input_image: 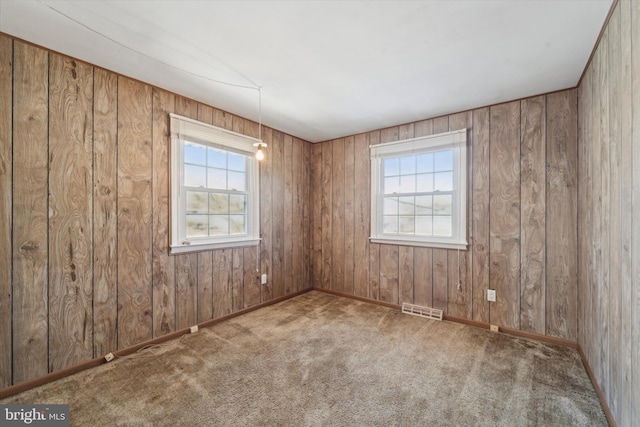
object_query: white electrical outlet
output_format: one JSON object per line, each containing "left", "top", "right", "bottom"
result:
{"left": 487, "top": 289, "right": 496, "bottom": 302}
{"left": 490, "top": 325, "right": 499, "bottom": 332}
{"left": 190, "top": 325, "right": 198, "bottom": 333}
{"left": 261, "top": 274, "right": 267, "bottom": 285}
{"left": 104, "top": 352, "right": 115, "bottom": 362}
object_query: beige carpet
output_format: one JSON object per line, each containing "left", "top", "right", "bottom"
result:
{"left": 1, "top": 291, "right": 607, "bottom": 426}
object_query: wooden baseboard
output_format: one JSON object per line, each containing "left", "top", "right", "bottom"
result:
{"left": 577, "top": 345, "right": 617, "bottom": 427}
{"left": 0, "top": 288, "right": 312, "bottom": 400}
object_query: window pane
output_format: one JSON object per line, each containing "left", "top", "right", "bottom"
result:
{"left": 186, "top": 191, "right": 208, "bottom": 214}
{"left": 185, "top": 164, "right": 206, "bottom": 187}
{"left": 433, "top": 194, "right": 452, "bottom": 215}
{"left": 185, "top": 142, "right": 206, "bottom": 166}
{"left": 229, "top": 194, "right": 247, "bottom": 214}
{"left": 229, "top": 215, "right": 246, "bottom": 234}
{"left": 399, "top": 216, "right": 414, "bottom": 234}
{"left": 400, "top": 155, "right": 416, "bottom": 175}
{"left": 383, "top": 158, "right": 399, "bottom": 177}
{"left": 416, "top": 153, "right": 434, "bottom": 173}
{"left": 209, "top": 193, "right": 228, "bottom": 214}
{"left": 228, "top": 153, "right": 245, "bottom": 172}
{"left": 433, "top": 216, "right": 452, "bottom": 236}
{"left": 209, "top": 215, "right": 229, "bottom": 236}
{"left": 415, "top": 195, "right": 432, "bottom": 215}
{"left": 415, "top": 216, "right": 433, "bottom": 236}
{"left": 434, "top": 150, "right": 453, "bottom": 172}
{"left": 383, "top": 216, "right": 398, "bottom": 233}
{"left": 186, "top": 215, "right": 208, "bottom": 237}
{"left": 383, "top": 197, "right": 398, "bottom": 215}
{"left": 416, "top": 173, "right": 434, "bottom": 192}
{"left": 434, "top": 171, "right": 453, "bottom": 191}
{"left": 399, "top": 174, "right": 416, "bottom": 193}
{"left": 208, "top": 148, "right": 226, "bottom": 168}
{"left": 398, "top": 196, "right": 414, "bottom": 215}
{"left": 384, "top": 176, "right": 401, "bottom": 194}
{"left": 228, "top": 171, "right": 246, "bottom": 191}
{"left": 207, "top": 168, "right": 227, "bottom": 190}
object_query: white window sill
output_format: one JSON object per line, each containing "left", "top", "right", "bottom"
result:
{"left": 170, "top": 238, "right": 261, "bottom": 254}
{"left": 370, "top": 237, "right": 468, "bottom": 250}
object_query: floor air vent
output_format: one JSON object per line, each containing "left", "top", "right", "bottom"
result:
{"left": 401, "top": 303, "right": 443, "bottom": 321}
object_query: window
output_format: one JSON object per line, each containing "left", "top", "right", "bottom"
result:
{"left": 170, "top": 113, "right": 260, "bottom": 253}
{"left": 370, "top": 129, "right": 467, "bottom": 249}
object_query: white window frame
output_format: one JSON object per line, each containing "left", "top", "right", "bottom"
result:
{"left": 170, "top": 113, "right": 260, "bottom": 254}
{"left": 370, "top": 129, "right": 468, "bottom": 250}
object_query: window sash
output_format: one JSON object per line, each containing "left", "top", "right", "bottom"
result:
{"left": 170, "top": 114, "right": 260, "bottom": 253}
{"left": 370, "top": 129, "right": 467, "bottom": 250}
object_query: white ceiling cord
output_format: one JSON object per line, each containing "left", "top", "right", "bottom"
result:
{"left": 36, "top": 0, "right": 264, "bottom": 143}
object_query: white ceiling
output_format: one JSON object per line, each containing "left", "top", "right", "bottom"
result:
{"left": 0, "top": 0, "right": 612, "bottom": 143}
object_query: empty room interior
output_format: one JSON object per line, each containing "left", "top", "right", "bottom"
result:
{"left": 0, "top": 0, "right": 638, "bottom": 425}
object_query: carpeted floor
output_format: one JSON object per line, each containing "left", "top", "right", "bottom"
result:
{"left": 1, "top": 291, "right": 607, "bottom": 426}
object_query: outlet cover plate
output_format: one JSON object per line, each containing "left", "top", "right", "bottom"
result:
{"left": 487, "top": 289, "right": 496, "bottom": 302}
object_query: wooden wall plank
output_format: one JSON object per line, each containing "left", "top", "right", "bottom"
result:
{"left": 471, "top": 108, "right": 491, "bottom": 323}
{"left": 232, "top": 248, "right": 244, "bottom": 312}
{"left": 398, "top": 246, "right": 413, "bottom": 304}
{"left": 175, "top": 252, "right": 197, "bottom": 328}
{"left": 447, "top": 112, "right": 472, "bottom": 319}
{"left": 212, "top": 249, "right": 233, "bottom": 318}
{"left": 283, "top": 134, "right": 294, "bottom": 294}
{"left": 116, "top": 76, "right": 153, "bottom": 349}
{"left": 379, "top": 245, "right": 399, "bottom": 304}
{"left": 243, "top": 246, "right": 260, "bottom": 308}
{"left": 546, "top": 90, "right": 578, "bottom": 340}
{"left": 321, "top": 140, "right": 333, "bottom": 290}
{"left": 598, "top": 30, "right": 611, "bottom": 398}
{"left": 310, "top": 143, "right": 323, "bottom": 288}
{"left": 0, "top": 35, "right": 12, "bottom": 388}
{"left": 12, "top": 41, "right": 49, "bottom": 382}
{"left": 48, "top": 53, "right": 94, "bottom": 371}
{"left": 489, "top": 101, "right": 521, "bottom": 329}
{"left": 151, "top": 87, "right": 176, "bottom": 337}
{"left": 619, "top": 1, "right": 633, "bottom": 425}
{"left": 197, "top": 252, "right": 213, "bottom": 322}
{"left": 369, "top": 243, "right": 380, "bottom": 300}
{"left": 631, "top": 2, "right": 640, "bottom": 425}
{"left": 260, "top": 128, "right": 274, "bottom": 300}
{"left": 413, "top": 248, "right": 433, "bottom": 308}
{"left": 590, "top": 41, "right": 602, "bottom": 381}
{"left": 331, "top": 138, "right": 345, "bottom": 292}
{"left": 344, "top": 136, "right": 355, "bottom": 295}
{"left": 432, "top": 250, "right": 448, "bottom": 311}
{"left": 303, "top": 140, "right": 312, "bottom": 289}
{"left": 292, "top": 138, "right": 305, "bottom": 292}
{"left": 606, "top": 7, "right": 622, "bottom": 420}
{"left": 271, "top": 131, "right": 285, "bottom": 298}
{"left": 353, "top": 133, "right": 370, "bottom": 298}
{"left": 93, "top": 68, "right": 119, "bottom": 354}
{"left": 519, "top": 96, "right": 546, "bottom": 335}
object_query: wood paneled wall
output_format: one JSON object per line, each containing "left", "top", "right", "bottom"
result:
{"left": 577, "top": 1, "right": 639, "bottom": 426}
{"left": 311, "top": 91, "right": 578, "bottom": 340}
{"left": 0, "top": 35, "right": 312, "bottom": 389}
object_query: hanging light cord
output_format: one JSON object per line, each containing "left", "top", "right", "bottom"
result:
{"left": 36, "top": 0, "right": 264, "bottom": 141}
